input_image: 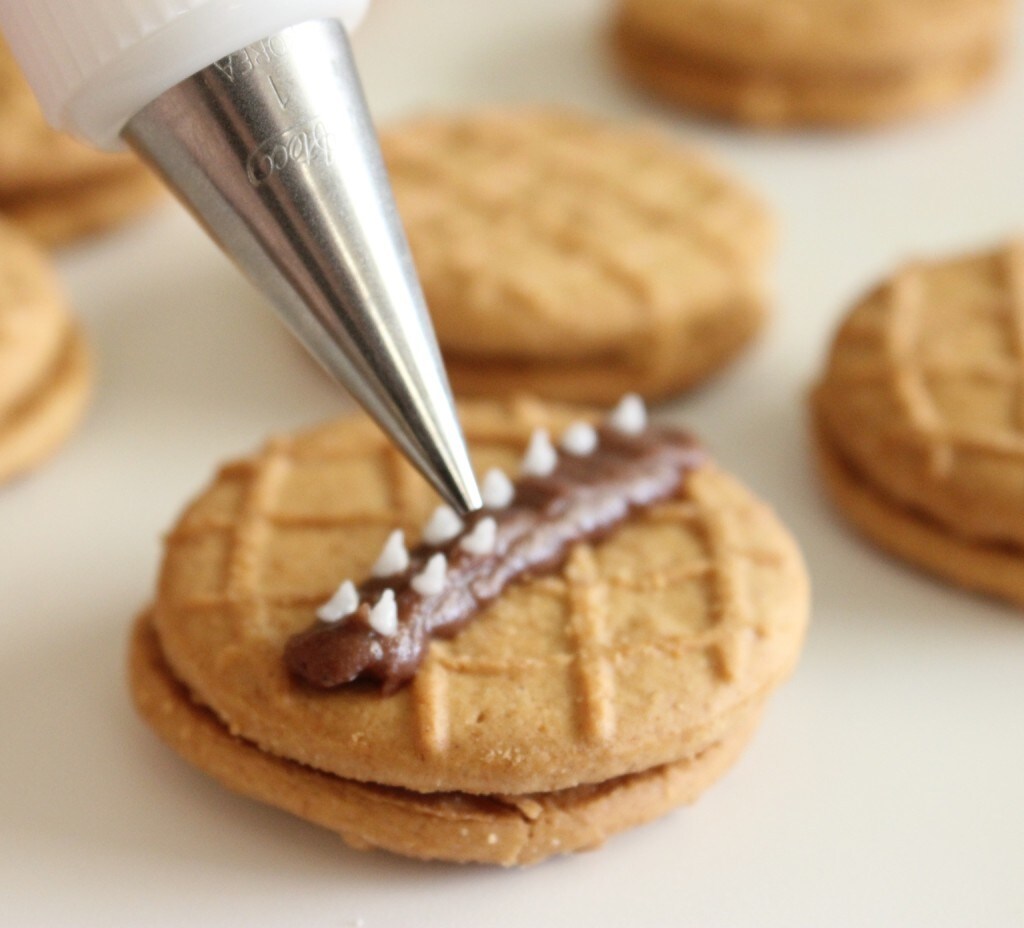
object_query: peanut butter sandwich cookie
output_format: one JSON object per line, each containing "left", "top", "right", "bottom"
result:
{"left": 130, "top": 395, "right": 809, "bottom": 865}
{"left": 0, "top": 41, "right": 162, "bottom": 247}
{"left": 813, "top": 240, "right": 1024, "bottom": 605}
{"left": 611, "top": 0, "right": 1010, "bottom": 127}
{"left": 0, "top": 217, "right": 91, "bottom": 483}
{"left": 381, "top": 107, "right": 772, "bottom": 403}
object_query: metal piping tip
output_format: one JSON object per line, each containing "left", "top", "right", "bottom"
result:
{"left": 123, "top": 19, "right": 481, "bottom": 513}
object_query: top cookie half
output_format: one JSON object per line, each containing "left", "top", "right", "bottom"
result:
{"left": 0, "top": 41, "right": 162, "bottom": 246}
{"left": 611, "top": 0, "right": 1010, "bottom": 127}
{"left": 814, "top": 240, "right": 1024, "bottom": 547}
{"left": 381, "top": 107, "right": 772, "bottom": 402}
{"left": 615, "top": 0, "right": 1008, "bottom": 74}
{"left": 0, "top": 42, "right": 136, "bottom": 197}
{"left": 152, "top": 398, "right": 807, "bottom": 796}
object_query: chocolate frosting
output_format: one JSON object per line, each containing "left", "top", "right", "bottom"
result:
{"left": 285, "top": 424, "right": 705, "bottom": 694}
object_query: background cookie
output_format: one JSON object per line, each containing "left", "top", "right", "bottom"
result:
{"left": 0, "top": 218, "right": 91, "bottom": 483}
{"left": 137, "top": 397, "right": 809, "bottom": 863}
{"left": 0, "top": 41, "right": 162, "bottom": 247}
{"left": 611, "top": 0, "right": 1010, "bottom": 127}
{"left": 381, "top": 107, "right": 772, "bottom": 403}
{"left": 813, "top": 240, "right": 1024, "bottom": 604}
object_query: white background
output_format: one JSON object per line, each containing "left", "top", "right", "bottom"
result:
{"left": 3, "top": 1, "right": 1024, "bottom": 925}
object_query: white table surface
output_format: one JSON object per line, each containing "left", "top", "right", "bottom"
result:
{"left": 3, "top": 2, "right": 1024, "bottom": 925}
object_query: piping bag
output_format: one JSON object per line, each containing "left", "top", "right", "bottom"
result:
{"left": 0, "top": 0, "right": 482, "bottom": 514}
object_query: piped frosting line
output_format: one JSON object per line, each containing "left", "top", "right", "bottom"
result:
{"left": 285, "top": 421, "right": 705, "bottom": 694}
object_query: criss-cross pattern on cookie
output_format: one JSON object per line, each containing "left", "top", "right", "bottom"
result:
{"left": 382, "top": 109, "right": 768, "bottom": 361}
{"left": 161, "top": 399, "right": 786, "bottom": 766}
{"left": 824, "top": 241, "right": 1024, "bottom": 481}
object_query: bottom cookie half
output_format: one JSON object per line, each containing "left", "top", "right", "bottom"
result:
{"left": 813, "top": 415, "right": 1024, "bottom": 607}
{"left": 2, "top": 166, "right": 164, "bottom": 249}
{"left": 611, "top": 20, "right": 999, "bottom": 128}
{"left": 444, "top": 292, "right": 764, "bottom": 405}
{"left": 130, "top": 612, "right": 759, "bottom": 867}
{"left": 0, "top": 326, "right": 91, "bottom": 484}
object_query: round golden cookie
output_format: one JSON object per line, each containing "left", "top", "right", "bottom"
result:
{"left": 145, "top": 397, "right": 807, "bottom": 816}
{"left": 2, "top": 168, "right": 165, "bottom": 249}
{"left": 0, "top": 218, "right": 91, "bottom": 483}
{"left": 611, "top": 0, "right": 1009, "bottom": 127}
{"left": 130, "top": 612, "right": 761, "bottom": 866}
{"left": 813, "top": 240, "right": 1024, "bottom": 603}
{"left": 0, "top": 41, "right": 162, "bottom": 246}
{"left": 0, "top": 219, "right": 69, "bottom": 410}
{"left": 381, "top": 108, "right": 772, "bottom": 403}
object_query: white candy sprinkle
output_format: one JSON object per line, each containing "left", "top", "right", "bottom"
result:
{"left": 481, "top": 468, "right": 515, "bottom": 508}
{"left": 316, "top": 580, "right": 359, "bottom": 622}
{"left": 459, "top": 516, "right": 497, "bottom": 555}
{"left": 371, "top": 529, "right": 409, "bottom": 577}
{"left": 521, "top": 428, "right": 558, "bottom": 477}
{"left": 609, "top": 393, "right": 647, "bottom": 435}
{"left": 561, "top": 421, "right": 598, "bottom": 456}
{"left": 422, "top": 505, "right": 464, "bottom": 545}
{"left": 411, "top": 553, "right": 448, "bottom": 597}
{"left": 368, "top": 589, "right": 398, "bottom": 637}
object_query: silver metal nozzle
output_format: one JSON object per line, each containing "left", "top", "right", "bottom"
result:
{"left": 123, "top": 19, "right": 481, "bottom": 513}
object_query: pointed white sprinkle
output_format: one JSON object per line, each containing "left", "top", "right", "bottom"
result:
{"left": 561, "top": 421, "right": 598, "bottom": 456}
{"left": 460, "top": 516, "right": 497, "bottom": 555}
{"left": 411, "top": 553, "right": 448, "bottom": 597}
{"left": 481, "top": 468, "right": 515, "bottom": 508}
{"left": 316, "top": 580, "right": 359, "bottom": 622}
{"left": 521, "top": 428, "right": 558, "bottom": 477}
{"left": 608, "top": 393, "right": 647, "bottom": 435}
{"left": 368, "top": 589, "right": 398, "bottom": 637}
{"left": 422, "top": 505, "right": 464, "bottom": 545}
{"left": 371, "top": 529, "right": 409, "bottom": 577}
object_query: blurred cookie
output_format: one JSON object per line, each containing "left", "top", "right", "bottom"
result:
{"left": 381, "top": 108, "right": 772, "bottom": 403}
{"left": 0, "top": 218, "right": 91, "bottom": 483}
{"left": 611, "top": 0, "right": 1010, "bottom": 127}
{"left": 131, "top": 396, "right": 809, "bottom": 864}
{"left": 0, "top": 41, "right": 162, "bottom": 247}
{"left": 813, "top": 240, "right": 1024, "bottom": 604}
